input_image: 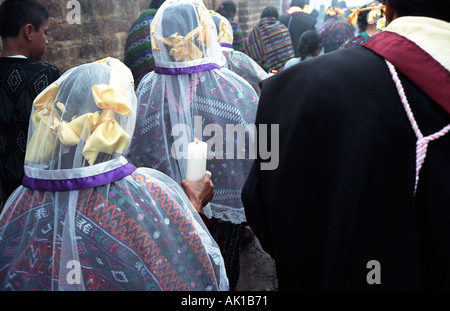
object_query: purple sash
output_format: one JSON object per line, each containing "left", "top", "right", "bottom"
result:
{"left": 220, "top": 43, "right": 233, "bottom": 49}
{"left": 154, "top": 63, "right": 221, "bottom": 75}
{"left": 22, "top": 163, "right": 137, "bottom": 192}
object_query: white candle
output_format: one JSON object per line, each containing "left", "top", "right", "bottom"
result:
{"left": 186, "top": 138, "right": 207, "bottom": 181}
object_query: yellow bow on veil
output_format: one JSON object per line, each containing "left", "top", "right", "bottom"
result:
{"left": 25, "top": 82, "right": 61, "bottom": 163}
{"left": 25, "top": 63, "right": 132, "bottom": 166}
{"left": 151, "top": 6, "right": 215, "bottom": 61}
{"left": 83, "top": 84, "right": 131, "bottom": 166}
{"left": 218, "top": 19, "right": 233, "bottom": 45}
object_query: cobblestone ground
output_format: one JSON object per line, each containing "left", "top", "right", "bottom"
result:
{"left": 236, "top": 227, "right": 278, "bottom": 291}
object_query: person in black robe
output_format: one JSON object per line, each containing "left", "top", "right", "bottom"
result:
{"left": 242, "top": 0, "right": 450, "bottom": 290}
{"left": 280, "top": 0, "right": 316, "bottom": 58}
{"left": 0, "top": 0, "right": 62, "bottom": 209}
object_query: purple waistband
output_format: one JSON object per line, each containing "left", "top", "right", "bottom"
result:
{"left": 154, "top": 63, "right": 221, "bottom": 75}
{"left": 220, "top": 43, "right": 233, "bottom": 49}
{"left": 22, "top": 163, "right": 137, "bottom": 192}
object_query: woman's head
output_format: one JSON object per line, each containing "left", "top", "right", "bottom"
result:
{"left": 150, "top": 0, "right": 224, "bottom": 67}
{"left": 25, "top": 58, "right": 136, "bottom": 167}
{"left": 261, "top": 6, "right": 279, "bottom": 19}
{"left": 297, "top": 30, "right": 322, "bottom": 59}
{"left": 291, "top": 0, "right": 306, "bottom": 8}
{"left": 210, "top": 11, "right": 233, "bottom": 48}
{"left": 385, "top": 0, "right": 450, "bottom": 22}
{"left": 351, "top": 1, "right": 384, "bottom": 32}
{"left": 216, "top": 0, "right": 237, "bottom": 19}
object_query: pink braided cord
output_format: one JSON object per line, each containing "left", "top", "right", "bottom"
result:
{"left": 385, "top": 60, "right": 450, "bottom": 195}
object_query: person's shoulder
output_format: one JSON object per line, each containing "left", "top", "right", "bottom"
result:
{"left": 262, "top": 46, "right": 382, "bottom": 91}
{"left": 283, "top": 57, "right": 300, "bottom": 69}
{"left": 38, "top": 61, "right": 62, "bottom": 72}
{"left": 219, "top": 67, "right": 255, "bottom": 87}
{"left": 292, "top": 11, "right": 316, "bottom": 22}
{"left": 32, "top": 61, "right": 63, "bottom": 77}
{"left": 0, "top": 58, "right": 62, "bottom": 76}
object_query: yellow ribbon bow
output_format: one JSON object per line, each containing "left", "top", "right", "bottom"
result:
{"left": 347, "top": 3, "right": 386, "bottom": 26}
{"left": 163, "top": 32, "right": 205, "bottom": 61}
{"left": 218, "top": 19, "right": 233, "bottom": 45}
{"left": 25, "top": 82, "right": 61, "bottom": 164}
{"left": 326, "top": 7, "right": 345, "bottom": 17}
{"left": 82, "top": 84, "right": 131, "bottom": 166}
{"left": 152, "top": 6, "right": 214, "bottom": 62}
{"left": 26, "top": 62, "right": 133, "bottom": 166}
{"left": 367, "top": 4, "right": 385, "bottom": 25}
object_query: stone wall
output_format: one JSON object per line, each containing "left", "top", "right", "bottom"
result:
{"left": 41, "top": 0, "right": 152, "bottom": 72}
{"left": 1, "top": 0, "right": 282, "bottom": 72}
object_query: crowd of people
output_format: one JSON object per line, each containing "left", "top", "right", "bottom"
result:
{"left": 0, "top": 0, "right": 449, "bottom": 292}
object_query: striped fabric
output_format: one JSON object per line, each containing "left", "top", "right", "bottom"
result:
{"left": 230, "top": 20, "right": 245, "bottom": 52}
{"left": 246, "top": 17, "right": 295, "bottom": 72}
{"left": 124, "top": 9, "right": 158, "bottom": 88}
{"left": 318, "top": 17, "right": 355, "bottom": 45}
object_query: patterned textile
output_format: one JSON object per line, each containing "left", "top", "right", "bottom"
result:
{"left": 318, "top": 17, "right": 355, "bottom": 48}
{"left": 124, "top": 9, "right": 158, "bottom": 88}
{"left": 0, "top": 170, "right": 222, "bottom": 291}
{"left": 223, "top": 50, "right": 268, "bottom": 96}
{"left": 230, "top": 20, "right": 245, "bottom": 53}
{"left": 246, "top": 17, "right": 295, "bottom": 73}
{"left": 129, "top": 68, "right": 258, "bottom": 225}
{"left": 341, "top": 32, "right": 371, "bottom": 48}
{"left": 0, "top": 58, "right": 61, "bottom": 206}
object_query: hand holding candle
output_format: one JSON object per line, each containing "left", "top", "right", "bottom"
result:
{"left": 186, "top": 138, "right": 207, "bottom": 182}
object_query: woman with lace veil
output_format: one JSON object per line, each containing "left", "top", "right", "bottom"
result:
{"left": 128, "top": 0, "right": 258, "bottom": 290}
{"left": 0, "top": 57, "right": 228, "bottom": 291}
{"left": 209, "top": 10, "right": 268, "bottom": 96}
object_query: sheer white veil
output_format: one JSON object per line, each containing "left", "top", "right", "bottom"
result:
{"left": 129, "top": 0, "right": 259, "bottom": 225}
{"left": 0, "top": 57, "right": 228, "bottom": 291}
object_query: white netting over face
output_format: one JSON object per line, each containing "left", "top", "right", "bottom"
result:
{"left": 210, "top": 11, "right": 234, "bottom": 51}
{"left": 151, "top": 0, "right": 226, "bottom": 69}
{"left": 24, "top": 57, "right": 137, "bottom": 170}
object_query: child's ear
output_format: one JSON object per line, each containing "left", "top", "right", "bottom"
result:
{"left": 23, "top": 24, "right": 34, "bottom": 41}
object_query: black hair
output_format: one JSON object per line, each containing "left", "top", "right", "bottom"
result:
{"left": 0, "top": 0, "right": 49, "bottom": 38}
{"left": 388, "top": 0, "right": 450, "bottom": 22}
{"left": 356, "top": 3, "right": 372, "bottom": 32}
{"left": 216, "top": 1, "right": 237, "bottom": 19}
{"left": 297, "top": 30, "right": 321, "bottom": 59}
{"left": 149, "top": 0, "right": 165, "bottom": 10}
{"left": 261, "top": 6, "right": 279, "bottom": 19}
{"left": 291, "top": 0, "right": 306, "bottom": 8}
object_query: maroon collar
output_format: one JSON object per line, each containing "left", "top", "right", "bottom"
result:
{"left": 363, "top": 31, "right": 450, "bottom": 115}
